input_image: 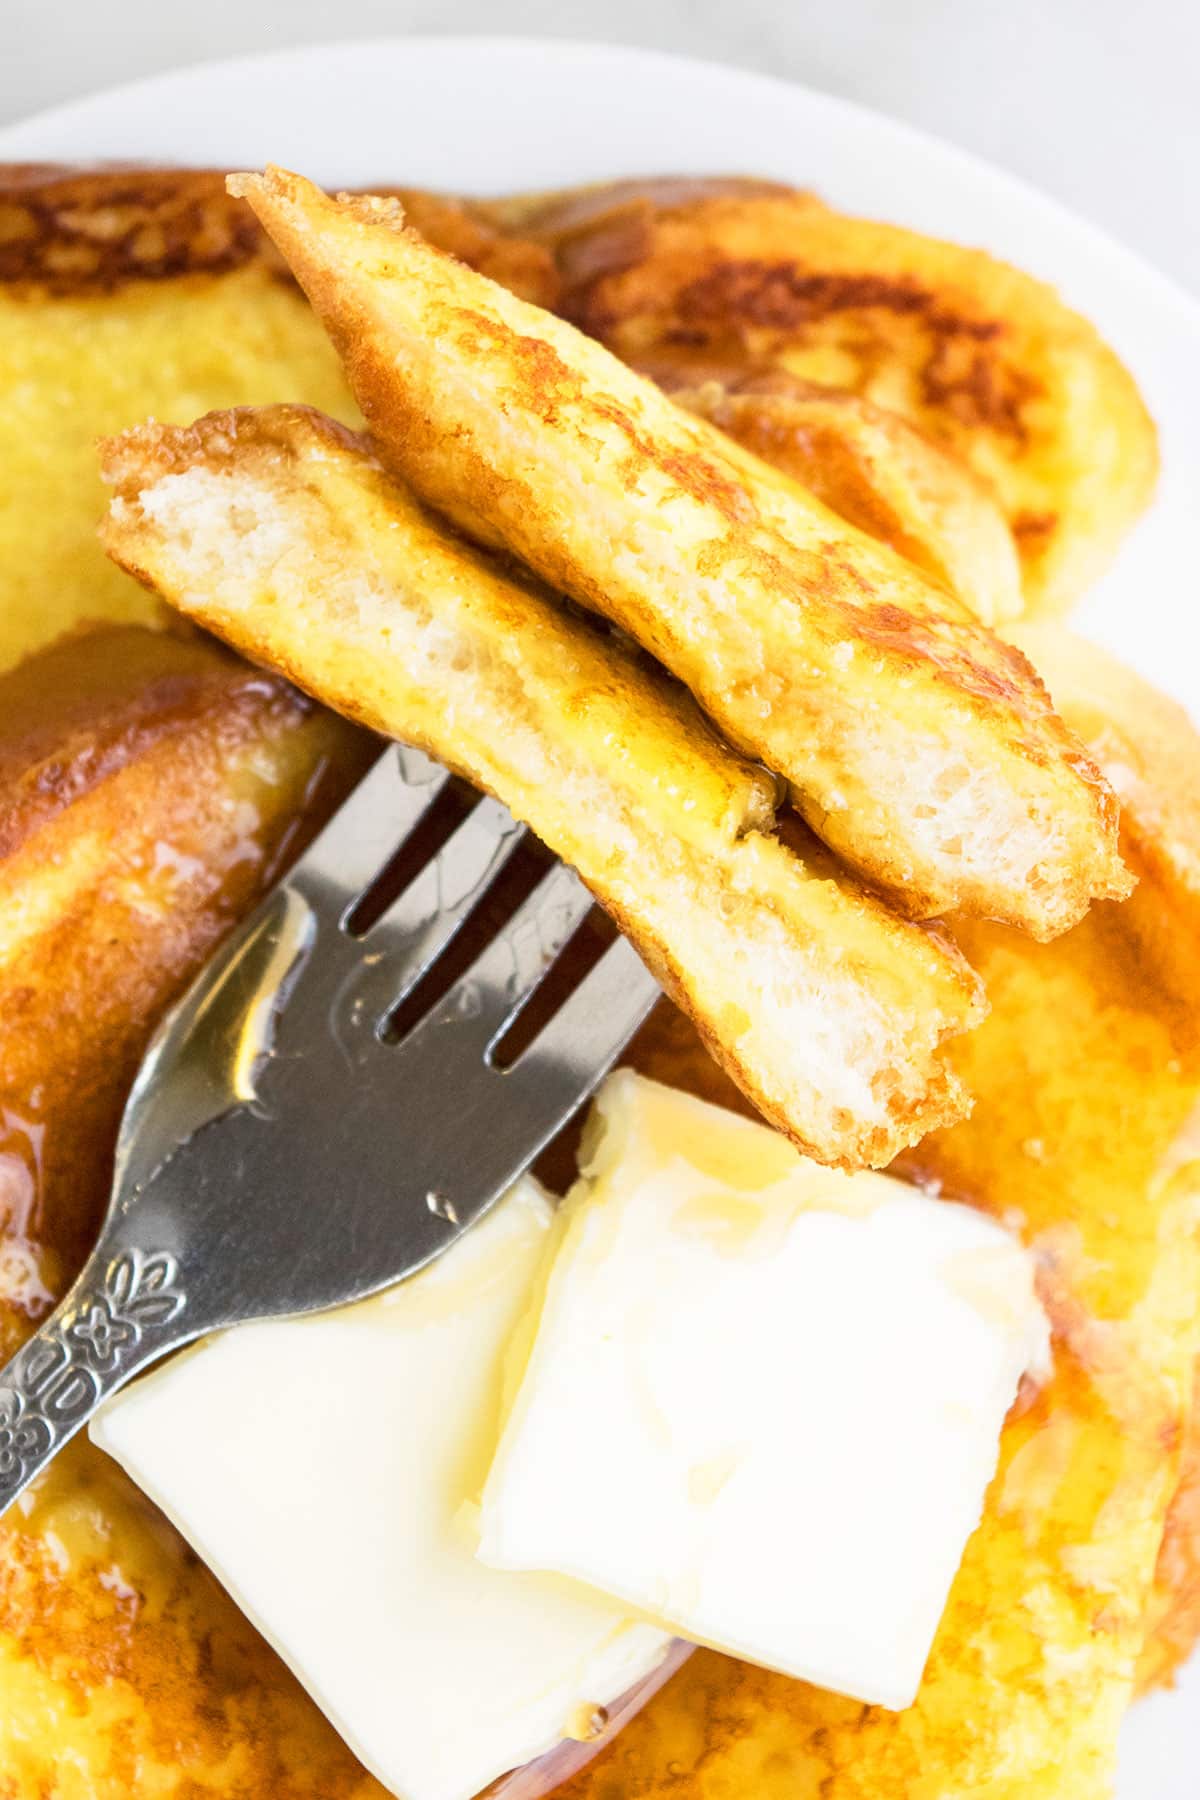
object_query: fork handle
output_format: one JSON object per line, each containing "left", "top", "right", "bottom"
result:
{"left": 0, "top": 1245, "right": 193, "bottom": 1516}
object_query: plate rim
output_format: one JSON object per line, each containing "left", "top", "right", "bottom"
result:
{"left": 2, "top": 33, "right": 1197, "bottom": 330}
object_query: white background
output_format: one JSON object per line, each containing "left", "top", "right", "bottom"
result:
{"left": 7, "top": 0, "right": 1200, "bottom": 294}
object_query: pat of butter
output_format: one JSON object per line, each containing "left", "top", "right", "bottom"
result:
{"left": 90, "top": 1179, "right": 671, "bottom": 1800}
{"left": 479, "top": 1072, "right": 1049, "bottom": 1712}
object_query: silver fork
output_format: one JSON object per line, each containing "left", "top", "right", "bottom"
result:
{"left": 0, "top": 745, "right": 659, "bottom": 1516}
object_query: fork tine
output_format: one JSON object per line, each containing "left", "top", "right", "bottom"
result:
{"left": 0, "top": 734, "right": 666, "bottom": 1518}
{"left": 503, "top": 936, "right": 659, "bottom": 1102}
{"left": 330, "top": 796, "right": 526, "bottom": 1050}
{"left": 374, "top": 794, "right": 525, "bottom": 952}
{"left": 400, "top": 861, "right": 595, "bottom": 1056}
{"left": 387, "top": 936, "right": 659, "bottom": 1229}
{"left": 289, "top": 744, "right": 451, "bottom": 921}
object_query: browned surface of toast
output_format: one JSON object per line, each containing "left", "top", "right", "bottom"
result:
{"left": 670, "top": 371, "right": 1024, "bottom": 625}
{"left": 0, "top": 162, "right": 1191, "bottom": 1791}
{"left": 100, "top": 402, "right": 987, "bottom": 1169}
{"left": 0, "top": 163, "right": 271, "bottom": 292}
{"left": 508, "top": 178, "right": 1159, "bottom": 615}
{"left": 226, "top": 168, "right": 1128, "bottom": 936}
{"left": 0, "top": 164, "right": 554, "bottom": 302}
{"left": 0, "top": 163, "right": 558, "bottom": 671}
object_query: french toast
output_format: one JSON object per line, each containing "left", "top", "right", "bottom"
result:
{"left": 505, "top": 179, "right": 1160, "bottom": 616}
{"left": 0, "top": 624, "right": 381, "bottom": 1798}
{"left": 226, "top": 168, "right": 1128, "bottom": 936}
{"left": 545, "top": 624, "right": 1200, "bottom": 1800}
{"left": 1142, "top": 1392, "right": 1200, "bottom": 1691}
{"left": 99, "top": 402, "right": 986, "bottom": 1169}
{"left": 0, "top": 164, "right": 354, "bottom": 669}
{"left": 0, "top": 620, "right": 1194, "bottom": 1796}
{"left": 312, "top": 190, "right": 1028, "bottom": 634}
{"left": 670, "top": 372, "right": 1024, "bottom": 625}
{"left": 386, "top": 186, "right": 561, "bottom": 306}
{"left": 1, "top": 157, "right": 1193, "bottom": 1796}
{"left": 1009, "top": 624, "right": 1200, "bottom": 1698}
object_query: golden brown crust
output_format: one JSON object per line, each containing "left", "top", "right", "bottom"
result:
{"left": 671, "top": 370, "right": 1024, "bottom": 625}
{"left": 227, "top": 167, "right": 1128, "bottom": 936}
{"left": 0, "top": 163, "right": 557, "bottom": 301}
{"left": 100, "top": 400, "right": 986, "bottom": 1170}
{"left": 0, "top": 163, "right": 271, "bottom": 293}
{"left": 1010, "top": 623, "right": 1200, "bottom": 1031}
{"left": 511, "top": 178, "right": 1159, "bottom": 616}
{"left": 0, "top": 161, "right": 563, "bottom": 669}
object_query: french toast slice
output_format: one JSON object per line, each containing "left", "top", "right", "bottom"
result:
{"left": 227, "top": 167, "right": 1128, "bottom": 936}
{"left": 0, "top": 624, "right": 381, "bottom": 1799}
{"left": 0, "top": 162, "right": 576, "bottom": 678}
{"left": 385, "top": 186, "right": 561, "bottom": 306}
{"left": 100, "top": 402, "right": 986, "bottom": 1170}
{"left": 1008, "top": 624, "right": 1200, "bottom": 1699}
{"left": 551, "top": 624, "right": 1200, "bottom": 1800}
{"left": 0, "top": 164, "right": 353, "bottom": 669}
{"left": 336, "top": 192, "right": 1027, "bottom": 632}
{"left": 670, "top": 372, "right": 1024, "bottom": 625}
{"left": 508, "top": 178, "right": 1160, "bottom": 616}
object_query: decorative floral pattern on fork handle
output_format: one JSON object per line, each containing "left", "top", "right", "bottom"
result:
{"left": 0, "top": 1250, "right": 186, "bottom": 1504}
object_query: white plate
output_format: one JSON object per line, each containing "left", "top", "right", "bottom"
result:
{"left": 1, "top": 36, "right": 1197, "bottom": 1798}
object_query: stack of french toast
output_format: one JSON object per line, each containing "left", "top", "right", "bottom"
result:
{"left": 1, "top": 159, "right": 1198, "bottom": 1799}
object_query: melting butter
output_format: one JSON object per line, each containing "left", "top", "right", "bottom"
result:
{"left": 480, "top": 1071, "right": 1050, "bottom": 1712}
{"left": 91, "top": 1180, "right": 671, "bottom": 1800}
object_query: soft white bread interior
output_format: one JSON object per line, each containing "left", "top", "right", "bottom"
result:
{"left": 222, "top": 167, "right": 1128, "bottom": 939}
{"left": 100, "top": 403, "right": 986, "bottom": 1169}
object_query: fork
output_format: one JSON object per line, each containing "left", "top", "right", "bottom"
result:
{"left": 0, "top": 745, "right": 659, "bottom": 1516}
